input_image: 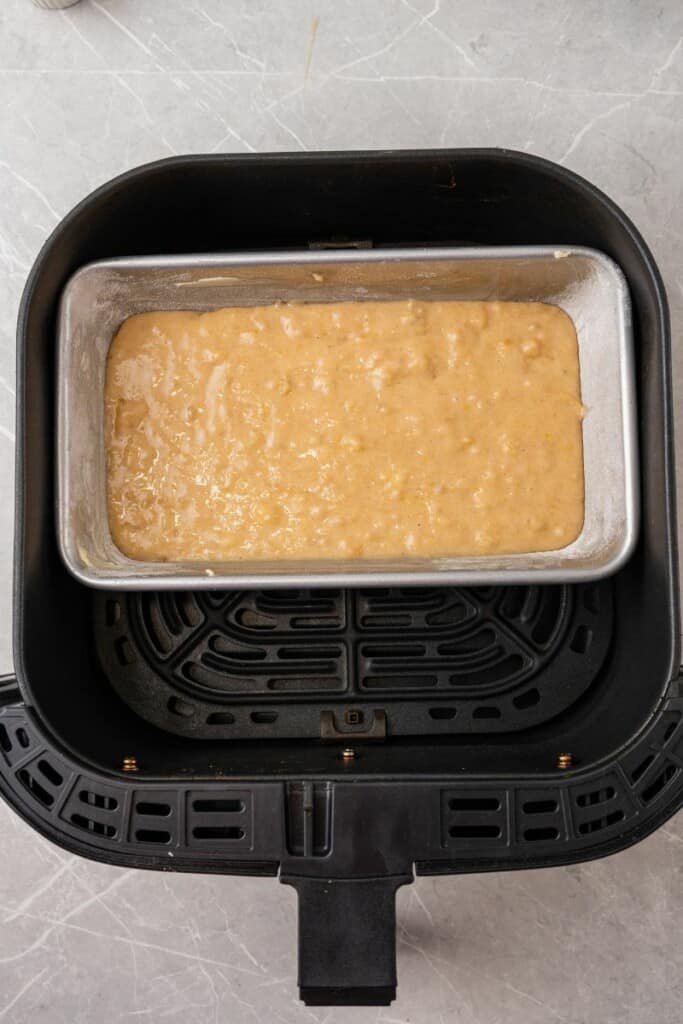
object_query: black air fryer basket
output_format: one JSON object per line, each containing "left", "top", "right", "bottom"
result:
{"left": 2, "top": 150, "right": 680, "bottom": 1007}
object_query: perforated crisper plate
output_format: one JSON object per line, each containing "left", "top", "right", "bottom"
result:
{"left": 95, "top": 582, "right": 613, "bottom": 739}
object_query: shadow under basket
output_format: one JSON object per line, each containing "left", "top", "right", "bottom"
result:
{"left": 4, "top": 150, "right": 680, "bottom": 1007}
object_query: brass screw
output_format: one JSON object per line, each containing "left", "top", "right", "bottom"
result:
{"left": 557, "top": 752, "right": 574, "bottom": 770}
{"left": 341, "top": 747, "right": 356, "bottom": 762}
{"left": 122, "top": 756, "right": 138, "bottom": 772}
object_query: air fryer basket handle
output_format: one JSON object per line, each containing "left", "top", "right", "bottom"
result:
{"left": 282, "top": 874, "right": 411, "bottom": 1007}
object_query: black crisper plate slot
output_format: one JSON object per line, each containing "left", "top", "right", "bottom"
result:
{"left": 95, "top": 581, "right": 613, "bottom": 739}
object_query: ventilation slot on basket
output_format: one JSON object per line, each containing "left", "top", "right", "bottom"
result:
{"left": 449, "top": 797, "right": 500, "bottom": 811}
{"left": 188, "top": 630, "right": 348, "bottom": 694}
{"left": 425, "top": 600, "right": 470, "bottom": 626}
{"left": 235, "top": 608, "right": 277, "bottom": 630}
{"left": 38, "top": 760, "right": 63, "bottom": 787}
{"left": 0, "top": 724, "right": 11, "bottom": 753}
{"left": 277, "top": 645, "right": 342, "bottom": 662}
{"left": 641, "top": 764, "right": 678, "bottom": 804}
{"left": 176, "top": 594, "right": 204, "bottom": 628}
{"left": 664, "top": 720, "right": 679, "bottom": 743}
{"left": 652, "top": 711, "right": 682, "bottom": 745}
{"left": 128, "top": 793, "right": 176, "bottom": 844}
{"left": 142, "top": 600, "right": 176, "bottom": 656}
{"left": 187, "top": 790, "right": 251, "bottom": 849}
{"left": 80, "top": 790, "right": 118, "bottom": 811}
{"left": 17, "top": 768, "right": 54, "bottom": 808}
{"left": 523, "top": 799, "right": 558, "bottom": 814}
{"left": 439, "top": 628, "right": 496, "bottom": 655}
{"left": 16, "top": 728, "right": 30, "bottom": 749}
{"left": 513, "top": 688, "right": 540, "bottom": 710}
{"left": 443, "top": 790, "right": 507, "bottom": 846}
{"left": 531, "top": 590, "right": 563, "bottom": 646}
{"left": 168, "top": 697, "right": 195, "bottom": 718}
{"left": 140, "top": 594, "right": 203, "bottom": 657}
{"left": 208, "top": 636, "right": 267, "bottom": 662}
{"left": 576, "top": 787, "right": 615, "bottom": 808}
{"left": 291, "top": 615, "right": 339, "bottom": 629}
{"left": 136, "top": 801, "right": 171, "bottom": 817}
{"left": 250, "top": 711, "right": 277, "bottom": 724}
{"left": 570, "top": 626, "right": 592, "bottom": 654}
{"left": 429, "top": 707, "right": 457, "bottom": 720}
{"left": 192, "top": 826, "right": 244, "bottom": 840}
{"left": 115, "top": 637, "right": 135, "bottom": 666}
{"left": 524, "top": 826, "right": 560, "bottom": 842}
{"left": 71, "top": 813, "right": 116, "bottom": 838}
{"left": 364, "top": 675, "right": 437, "bottom": 689}
{"left": 267, "top": 676, "right": 341, "bottom": 692}
{"left": 452, "top": 654, "right": 525, "bottom": 688}
{"left": 578, "top": 810, "right": 624, "bottom": 835}
{"left": 472, "top": 706, "right": 501, "bottom": 719}
{"left": 193, "top": 799, "right": 244, "bottom": 813}
{"left": 206, "top": 711, "right": 235, "bottom": 725}
{"left": 363, "top": 644, "right": 427, "bottom": 660}
{"left": 175, "top": 593, "right": 201, "bottom": 630}
{"left": 517, "top": 791, "right": 563, "bottom": 841}
{"left": 449, "top": 825, "right": 501, "bottom": 839}
{"left": 234, "top": 590, "right": 343, "bottom": 632}
{"left": 135, "top": 828, "right": 171, "bottom": 844}
{"left": 360, "top": 613, "right": 412, "bottom": 628}
{"left": 105, "top": 599, "right": 121, "bottom": 626}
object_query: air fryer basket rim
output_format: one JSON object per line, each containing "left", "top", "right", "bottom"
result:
{"left": 5, "top": 148, "right": 680, "bottom": 1007}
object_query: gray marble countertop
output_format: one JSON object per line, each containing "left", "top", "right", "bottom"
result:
{"left": 1, "top": 1, "right": 682, "bottom": 1021}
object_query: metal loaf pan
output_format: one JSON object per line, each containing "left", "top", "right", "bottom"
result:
{"left": 57, "top": 245, "right": 637, "bottom": 589}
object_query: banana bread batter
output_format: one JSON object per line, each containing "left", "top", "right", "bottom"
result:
{"left": 105, "top": 300, "right": 584, "bottom": 561}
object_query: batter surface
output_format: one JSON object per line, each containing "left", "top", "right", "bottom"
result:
{"left": 105, "top": 300, "right": 584, "bottom": 562}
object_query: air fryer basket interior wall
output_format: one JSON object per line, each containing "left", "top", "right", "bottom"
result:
{"left": 1, "top": 150, "right": 680, "bottom": 1007}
